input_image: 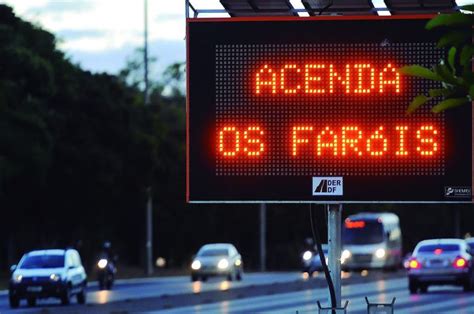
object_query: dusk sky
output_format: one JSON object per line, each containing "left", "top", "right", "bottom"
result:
{"left": 0, "top": 0, "right": 194, "bottom": 76}
{"left": 2, "top": 0, "right": 472, "bottom": 76}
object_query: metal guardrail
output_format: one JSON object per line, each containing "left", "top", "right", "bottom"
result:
{"left": 315, "top": 300, "right": 349, "bottom": 314}
{"left": 366, "top": 297, "right": 396, "bottom": 314}
{"left": 296, "top": 297, "right": 397, "bottom": 314}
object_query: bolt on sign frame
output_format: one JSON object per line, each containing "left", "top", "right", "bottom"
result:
{"left": 186, "top": 15, "right": 472, "bottom": 204}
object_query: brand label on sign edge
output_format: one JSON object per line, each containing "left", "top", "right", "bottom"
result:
{"left": 444, "top": 186, "right": 472, "bottom": 198}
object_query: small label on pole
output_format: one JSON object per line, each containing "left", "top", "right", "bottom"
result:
{"left": 312, "top": 177, "right": 343, "bottom": 196}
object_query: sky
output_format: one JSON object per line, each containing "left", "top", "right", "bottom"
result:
{"left": 0, "top": 0, "right": 194, "bottom": 75}
{"left": 1, "top": 0, "right": 472, "bottom": 76}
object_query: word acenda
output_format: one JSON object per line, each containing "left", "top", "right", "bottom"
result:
{"left": 217, "top": 125, "right": 439, "bottom": 158}
{"left": 255, "top": 63, "right": 400, "bottom": 95}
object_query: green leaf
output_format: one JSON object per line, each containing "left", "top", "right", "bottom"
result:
{"left": 437, "top": 30, "right": 471, "bottom": 48}
{"left": 433, "top": 64, "right": 457, "bottom": 85}
{"left": 462, "top": 68, "right": 474, "bottom": 87}
{"left": 460, "top": 45, "right": 474, "bottom": 67}
{"left": 407, "top": 95, "right": 430, "bottom": 114}
{"left": 399, "top": 65, "right": 443, "bottom": 81}
{"left": 432, "top": 97, "right": 469, "bottom": 113}
{"left": 426, "top": 13, "right": 474, "bottom": 30}
{"left": 448, "top": 47, "right": 456, "bottom": 70}
{"left": 428, "top": 88, "right": 449, "bottom": 98}
{"left": 469, "top": 85, "right": 474, "bottom": 99}
{"left": 461, "top": 4, "right": 474, "bottom": 12}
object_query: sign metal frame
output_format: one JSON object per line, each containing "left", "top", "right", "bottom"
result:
{"left": 186, "top": 15, "right": 473, "bottom": 204}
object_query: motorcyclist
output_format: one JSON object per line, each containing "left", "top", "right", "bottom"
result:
{"left": 100, "top": 242, "right": 117, "bottom": 268}
{"left": 97, "top": 241, "right": 117, "bottom": 290}
{"left": 100, "top": 241, "right": 111, "bottom": 258}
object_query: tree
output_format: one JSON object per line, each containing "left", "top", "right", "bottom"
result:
{"left": 0, "top": 4, "right": 167, "bottom": 267}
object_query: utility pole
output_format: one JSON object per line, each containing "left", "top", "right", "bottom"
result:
{"left": 144, "top": 0, "right": 153, "bottom": 276}
{"left": 259, "top": 203, "right": 267, "bottom": 272}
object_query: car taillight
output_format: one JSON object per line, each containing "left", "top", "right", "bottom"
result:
{"left": 408, "top": 259, "right": 421, "bottom": 269}
{"left": 453, "top": 257, "right": 468, "bottom": 269}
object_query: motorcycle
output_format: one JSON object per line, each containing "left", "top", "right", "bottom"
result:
{"left": 97, "top": 257, "right": 116, "bottom": 290}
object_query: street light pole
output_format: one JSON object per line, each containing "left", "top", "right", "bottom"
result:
{"left": 144, "top": 0, "right": 149, "bottom": 105}
{"left": 146, "top": 187, "right": 153, "bottom": 275}
{"left": 144, "top": 0, "right": 153, "bottom": 276}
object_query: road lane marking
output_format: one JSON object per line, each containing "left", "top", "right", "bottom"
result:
{"left": 156, "top": 278, "right": 407, "bottom": 313}
{"left": 83, "top": 272, "right": 302, "bottom": 304}
{"left": 397, "top": 290, "right": 474, "bottom": 313}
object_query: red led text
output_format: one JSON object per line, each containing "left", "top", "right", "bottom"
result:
{"left": 255, "top": 63, "right": 400, "bottom": 95}
{"left": 218, "top": 126, "right": 265, "bottom": 157}
{"left": 292, "top": 125, "right": 438, "bottom": 157}
{"left": 218, "top": 125, "right": 439, "bottom": 158}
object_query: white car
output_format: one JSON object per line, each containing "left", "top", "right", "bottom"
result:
{"left": 407, "top": 239, "right": 474, "bottom": 294}
{"left": 9, "top": 249, "right": 87, "bottom": 308}
{"left": 191, "top": 243, "right": 243, "bottom": 282}
{"left": 465, "top": 238, "right": 474, "bottom": 252}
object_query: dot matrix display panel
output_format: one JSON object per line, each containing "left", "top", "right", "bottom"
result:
{"left": 187, "top": 16, "right": 472, "bottom": 203}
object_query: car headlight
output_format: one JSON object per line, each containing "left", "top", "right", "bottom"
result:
{"left": 12, "top": 274, "right": 22, "bottom": 283}
{"left": 218, "top": 259, "right": 229, "bottom": 270}
{"left": 98, "top": 259, "right": 108, "bottom": 269}
{"left": 341, "top": 249, "right": 351, "bottom": 260}
{"left": 50, "top": 273, "right": 61, "bottom": 282}
{"left": 235, "top": 259, "right": 242, "bottom": 267}
{"left": 191, "top": 260, "right": 201, "bottom": 270}
{"left": 375, "top": 248, "right": 386, "bottom": 259}
{"left": 303, "top": 251, "right": 313, "bottom": 261}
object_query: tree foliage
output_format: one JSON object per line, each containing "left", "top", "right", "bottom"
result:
{"left": 400, "top": 6, "right": 474, "bottom": 113}
{"left": 0, "top": 4, "right": 185, "bottom": 268}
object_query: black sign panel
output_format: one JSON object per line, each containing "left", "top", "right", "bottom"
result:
{"left": 186, "top": 16, "right": 472, "bottom": 203}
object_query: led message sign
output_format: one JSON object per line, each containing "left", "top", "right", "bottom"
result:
{"left": 187, "top": 16, "right": 472, "bottom": 203}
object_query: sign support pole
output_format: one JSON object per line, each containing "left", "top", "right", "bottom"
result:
{"left": 454, "top": 207, "right": 461, "bottom": 238}
{"left": 327, "top": 203, "right": 342, "bottom": 307}
{"left": 259, "top": 203, "right": 267, "bottom": 272}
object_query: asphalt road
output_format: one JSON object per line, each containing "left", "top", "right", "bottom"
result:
{"left": 157, "top": 275, "right": 474, "bottom": 314}
{"left": 2, "top": 271, "right": 474, "bottom": 313}
{"left": 0, "top": 272, "right": 302, "bottom": 313}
